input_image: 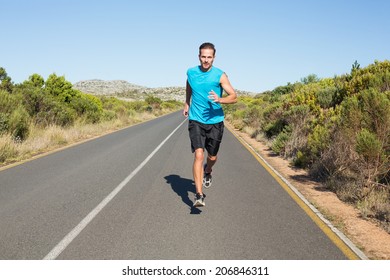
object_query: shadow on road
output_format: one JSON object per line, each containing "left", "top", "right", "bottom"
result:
{"left": 164, "top": 174, "right": 202, "bottom": 214}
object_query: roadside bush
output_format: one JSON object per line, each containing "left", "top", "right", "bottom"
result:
{"left": 101, "top": 110, "right": 117, "bottom": 121}
{"left": 128, "top": 100, "right": 147, "bottom": 112}
{"left": 356, "top": 129, "right": 384, "bottom": 164}
{"left": 161, "top": 102, "right": 175, "bottom": 110}
{"left": 282, "top": 104, "right": 312, "bottom": 160}
{"left": 243, "top": 105, "right": 263, "bottom": 129}
{"left": 293, "top": 150, "right": 310, "bottom": 168}
{"left": 0, "top": 113, "right": 9, "bottom": 134}
{"left": 161, "top": 100, "right": 182, "bottom": 111}
{"left": 339, "top": 88, "right": 390, "bottom": 188}
{"left": 262, "top": 102, "right": 286, "bottom": 138}
{"left": 28, "top": 74, "right": 45, "bottom": 88}
{"left": 271, "top": 127, "right": 291, "bottom": 155}
{"left": 45, "top": 74, "right": 78, "bottom": 103}
{"left": 32, "top": 96, "right": 76, "bottom": 127}
{"left": 0, "top": 90, "right": 21, "bottom": 115}
{"left": 355, "top": 129, "right": 388, "bottom": 188}
{"left": 307, "top": 124, "right": 331, "bottom": 158}
{"left": 145, "top": 95, "right": 162, "bottom": 110}
{"left": 315, "top": 86, "right": 337, "bottom": 109}
{"left": 344, "top": 60, "right": 390, "bottom": 96}
{"left": 0, "top": 67, "right": 14, "bottom": 93}
{"left": 357, "top": 189, "right": 390, "bottom": 223}
{"left": 263, "top": 119, "right": 287, "bottom": 139}
{"left": 19, "top": 85, "right": 48, "bottom": 116}
{"left": 223, "top": 60, "right": 390, "bottom": 231}
{"left": 71, "top": 93, "right": 103, "bottom": 124}
{"left": 223, "top": 99, "right": 248, "bottom": 130}
{"left": 9, "top": 106, "right": 30, "bottom": 141}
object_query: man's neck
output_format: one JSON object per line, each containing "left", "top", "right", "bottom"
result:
{"left": 200, "top": 65, "right": 212, "bottom": 72}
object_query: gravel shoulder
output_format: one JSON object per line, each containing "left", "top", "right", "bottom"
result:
{"left": 227, "top": 122, "right": 390, "bottom": 260}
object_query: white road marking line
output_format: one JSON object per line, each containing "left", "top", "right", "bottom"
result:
{"left": 43, "top": 118, "right": 187, "bottom": 260}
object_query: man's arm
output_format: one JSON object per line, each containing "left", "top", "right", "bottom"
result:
{"left": 183, "top": 80, "right": 192, "bottom": 117}
{"left": 209, "top": 73, "right": 237, "bottom": 104}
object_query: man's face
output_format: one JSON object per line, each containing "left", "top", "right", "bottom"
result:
{"left": 199, "top": 48, "right": 215, "bottom": 71}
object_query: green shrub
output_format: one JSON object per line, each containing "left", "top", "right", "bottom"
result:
{"left": 9, "top": 106, "right": 30, "bottom": 141}
{"left": 161, "top": 102, "right": 175, "bottom": 110}
{"left": 0, "top": 67, "right": 14, "bottom": 93}
{"left": 71, "top": 93, "right": 103, "bottom": 123}
{"left": 19, "top": 85, "right": 47, "bottom": 116}
{"left": 271, "top": 128, "right": 291, "bottom": 155}
{"left": 128, "top": 100, "right": 147, "bottom": 111}
{"left": 161, "top": 100, "right": 181, "bottom": 111}
{"left": 28, "top": 73, "right": 45, "bottom": 88}
{"left": 355, "top": 129, "right": 384, "bottom": 163}
{"left": 101, "top": 110, "right": 117, "bottom": 121}
{"left": 315, "top": 86, "right": 336, "bottom": 108}
{"left": 308, "top": 124, "right": 331, "bottom": 157}
{"left": 32, "top": 97, "right": 76, "bottom": 127}
{"left": 0, "top": 113, "right": 9, "bottom": 134}
{"left": 344, "top": 60, "right": 390, "bottom": 96}
{"left": 293, "top": 150, "right": 310, "bottom": 168}
{"left": 0, "top": 90, "right": 21, "bottom": 114}
{"left": 359, "top": 88, "right": 390, "bottom": 138}
{"left": 45, "top": 74, "right": 78, "bottom": 103}
{"left": 243, "top": 106, "right": 263, "bottom": 128}
{"left": 264, "top": 119, "right": 287, "bottom": 138}
{"left": 145, "top": 95, "right": 162, "bottom": 109}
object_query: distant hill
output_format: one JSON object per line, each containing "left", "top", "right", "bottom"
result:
{"left": 73, "top": 79, "right": 144, "bottom": 95}
{"left": 73, "top": 79, "right": 256, "bottom": 102}
{"left": 73, "top": 79, "right": 185, "bottom": 102}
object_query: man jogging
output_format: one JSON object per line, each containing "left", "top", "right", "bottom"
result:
{"left": 183, "top": 42, "right": 237, "bottom": 207}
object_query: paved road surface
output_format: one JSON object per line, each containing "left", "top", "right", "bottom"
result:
{"left": 0, "top": 112, "right": 355, "bottom": 259}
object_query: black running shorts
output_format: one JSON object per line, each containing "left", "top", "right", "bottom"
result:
{"left": 188, "top": 120, "right": 224, "bottom": 156}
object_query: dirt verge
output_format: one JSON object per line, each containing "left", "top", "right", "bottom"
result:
{"left": 227, "top": 123, "right": 390, "bottom": 260}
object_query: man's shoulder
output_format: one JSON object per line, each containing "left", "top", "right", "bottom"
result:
{"left": 211, "top": 66, "right": 224, "bottom": 75}
{"left": 187, "top": 66, "right": 200, "bottom": 74}
{"left": 212, "top": 66, "right": 223, "bottom": 72}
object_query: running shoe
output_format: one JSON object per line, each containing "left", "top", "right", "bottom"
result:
{"left": 193, "top": 193, "right": 206, "bottom": 207}
{"left": 203, "top": 165, "right": 212, "bottom": 189}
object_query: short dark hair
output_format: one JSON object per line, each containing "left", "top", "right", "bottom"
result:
{"left": 199, "top": 42, "right": 216, "bottom": 55}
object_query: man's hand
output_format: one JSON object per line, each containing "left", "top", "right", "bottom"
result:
{"left": 208, "top": 90, "right": 220, "bottom": 103}
{"left": 183, "top": 103, "right": 189, "bottom": 117}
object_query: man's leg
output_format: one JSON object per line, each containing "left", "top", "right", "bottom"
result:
{"left": 205, "top": 154, "right": 217, "bottom": 174}
{"left": 203, "top": 154, "right": 215, "bottom": 189}
{"left": 204, "top": 122, "right": 224, "bottom": 175}
{"left": 193, "top": 148, "right": 207, "bottom": 207}
{"left": 193, "top": 148, "right": 205, "bottom": 195}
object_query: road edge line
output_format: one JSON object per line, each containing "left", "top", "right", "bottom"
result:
{"left": 227, "top": 124, "right": 368, "bottom": 260}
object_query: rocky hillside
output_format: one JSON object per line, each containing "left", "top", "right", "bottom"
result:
{"left": 73, "top": 80, "right": 144, "bottom": 94}
{"left": 73, "top": 79, "right": 255, "bottom": 102}
{"left": 73, "top": 79, "right": 185, "bottom": 102}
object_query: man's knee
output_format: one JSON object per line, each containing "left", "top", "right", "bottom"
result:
{"left": 208, "top": 154, "right": 217, "bottom": 161}
{"left": 194, "top": 149, "right": 204, "bottom": 161}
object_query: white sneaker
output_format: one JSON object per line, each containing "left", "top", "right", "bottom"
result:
{"left": 203, "top": 165, "right": 212, "bottom": 189}
{"left": 193, "top": 193, "right": 206, "bottom": 207}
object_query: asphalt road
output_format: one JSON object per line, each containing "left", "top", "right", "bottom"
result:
{"left": 0, "top": 112, "right": 353, "bottom": 259}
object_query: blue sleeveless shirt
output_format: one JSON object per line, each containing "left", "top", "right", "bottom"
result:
{"left": 187, "top": 66, "right": 225, "bottom": 124}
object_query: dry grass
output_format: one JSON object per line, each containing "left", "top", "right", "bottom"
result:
{"left": 242, "top": 126, "right": 257, "bottom": 138}
{"left": 357, "top": 189, "right": 390, "bottom": 220}
{"left": 0, "top": 111, "right": 159, "bottom": 167}
{"left": 0, "top": 137, "right": 18, "bottom": 163}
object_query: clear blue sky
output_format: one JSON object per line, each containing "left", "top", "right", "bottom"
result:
{"left": 1, "top": 0, "right": 389, "bottom": 93}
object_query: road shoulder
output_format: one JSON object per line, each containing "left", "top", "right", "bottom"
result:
{"left": 226, "top": 122, "right": 390, "bottom": 260}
